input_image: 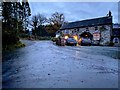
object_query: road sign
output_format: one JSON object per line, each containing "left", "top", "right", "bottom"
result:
{"left": 93, "top": 32, "right": 100, "bottom": 40}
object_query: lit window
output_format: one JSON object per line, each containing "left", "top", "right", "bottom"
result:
{"left": 64, "top": 35, "right": 69, "bottom": 40}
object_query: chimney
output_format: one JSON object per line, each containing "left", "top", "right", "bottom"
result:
{"left": 109, "top": 11, "right": 112, "bottom": 17}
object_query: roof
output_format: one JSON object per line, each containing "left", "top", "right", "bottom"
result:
{"left": 60, "top": 16, "right": 112, "bottom": 30}
{"left": 113, "top": 24, "right": 120, "bottom": 29}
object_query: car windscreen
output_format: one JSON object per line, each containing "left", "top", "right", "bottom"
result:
{"left": 67, "top": 38, "right": 76, "bottom": 42}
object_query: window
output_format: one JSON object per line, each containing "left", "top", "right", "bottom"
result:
{"left": 77, "top": 28, "right": 79, "bottom": 32}
{"left": 86, "top": 27, "right": 89, "bottom": 31}
{"left": 79, "top": 28, "right": 82, "bottom": 32}
{"left": 75, "top": 30, "right": 76, "bottom": 32}
{"left": 113, "top": 38, "right": 119, "bottom": 43}
{"left": 95, "top": 26, "right": 97, "bottom": 30}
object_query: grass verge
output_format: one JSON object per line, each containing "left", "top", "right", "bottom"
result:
{"left": 3, "top": 41, "right": 25, "bottom": 51}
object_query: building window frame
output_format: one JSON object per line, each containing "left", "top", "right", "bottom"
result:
{"left": 86, "top": 27, "right": 89, "bottom": 32}
{"left": 95, "top": 26, "right": 98, "bottom": 30}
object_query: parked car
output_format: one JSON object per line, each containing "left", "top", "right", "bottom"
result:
{"left": 81, "top": 37, "right": 92, "bottom": 46}
{"left": 66, "top": 37, "right": 77, "bottom": 46}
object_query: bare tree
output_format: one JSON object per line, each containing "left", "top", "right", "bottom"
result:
{"left": 29, "top": 14, "right": 47, "bottom": 37}
{"left": 29, "top": 14, "right": 46, "bottom": 29}
{"left": 48, "top": 12, "right": 65, "bottom": 25}
{"left": 45, "top": 12, "right": 65, "bottom": 36}
{"left": 30, "top": 15, "right": 38, "bottom": 29}
{"left": 37, "top": 14, "right": 47, "bottom": 25}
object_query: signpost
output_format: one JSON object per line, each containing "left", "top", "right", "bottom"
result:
{"left": 93, "top": 31, "right": 100, "bottom": 40}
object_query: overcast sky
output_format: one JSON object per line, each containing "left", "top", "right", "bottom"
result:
{"left": 29, "top": 2, "right": 119, "bottom": 23}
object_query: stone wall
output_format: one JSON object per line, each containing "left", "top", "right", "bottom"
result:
{"left": 99, "top": 25, "right": 111, "bottom": 45}
{"left": 61, "top": 24, "right": 112, "bottom": 45}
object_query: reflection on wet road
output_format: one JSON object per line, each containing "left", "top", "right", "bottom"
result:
{"left": 2, "top": 40, "right": 119, "bottom": 88}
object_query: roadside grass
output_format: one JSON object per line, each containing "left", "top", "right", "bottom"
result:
{"left": 38, "top": 37, "right": 51, "bottom": 40}
{"left": 20, "top": 36, "right": 51, "bottom": 40}
{"left": 3, "top": 41, "right": 25, "bottom": 51}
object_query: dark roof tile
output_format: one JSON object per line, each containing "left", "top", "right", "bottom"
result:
{"left": 60, "top": 16, "right": 112, "bottom": 30}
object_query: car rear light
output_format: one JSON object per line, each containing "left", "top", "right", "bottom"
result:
{"left": 79, "top": 38, "right": 82, "bottom": 42}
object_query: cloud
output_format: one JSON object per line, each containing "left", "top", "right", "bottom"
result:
{"left": 29, "top": 2, "right": 118, "bottom": 23}
{"left": 28, "top": 0, "right": 119, "bottom": 2}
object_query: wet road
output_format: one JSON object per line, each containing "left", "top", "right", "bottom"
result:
{"left": 2, "top": 40, "right": 119, "bottom": 88}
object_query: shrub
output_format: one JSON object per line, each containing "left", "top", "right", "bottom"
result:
{"left": 109, "top": 42, "right": 114, "bottom": 46}
{"left": 38, "top": 37, "right": 51, "bottom": 40}
{"left": 51, "top": 37, "right": 58, "bottom": 42}
{"left": 2, "top": 41, "right": 25, "bottom": 51}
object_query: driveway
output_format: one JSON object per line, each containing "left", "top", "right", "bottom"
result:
{"left": 2, "top": 40, "right": 119, "bottom": 88}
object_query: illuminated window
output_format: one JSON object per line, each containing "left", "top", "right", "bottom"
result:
{"left": 64, "top": 35, "right": 69, "bottom": 40}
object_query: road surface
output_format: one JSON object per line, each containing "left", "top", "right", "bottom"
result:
{"left": 2, "top": 40, "right": 119, "bottom": 88}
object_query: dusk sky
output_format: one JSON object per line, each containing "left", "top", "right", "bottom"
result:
{"left": 29, "top": 2, "right": 119, "bottom": 23}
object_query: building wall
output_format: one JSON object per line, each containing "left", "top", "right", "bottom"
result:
{"left": 99, "top": 25, "right": 111, "bottom": 45}
{"left": 78, "top": 28, "right": 86, "bottom": 35}
{"left": 111, "top": 28, "right": 120, "bottom": 46}
{"left": 61, "top": 24, "right": 112, "bottom": 45}
{"left": 88, "top": 27, "right": 95, "bottom": 34}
